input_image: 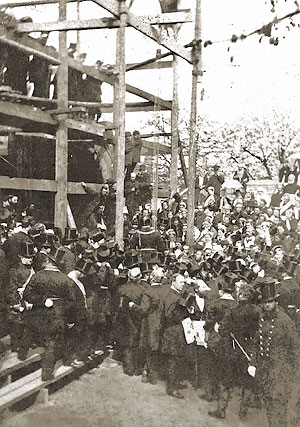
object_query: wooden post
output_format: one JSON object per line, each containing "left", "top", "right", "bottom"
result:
{"left": 76, "top": 0, "right": 81, "bottom": 53}
{"left": 186, "top": 0, "right": 202, "bottom": 246}
{"left": 114, "top": 0, "right": 127, "bottom": 248}
{"left": 55, "top": 0, "right": 69, "bottom": 232}
{"left": 170, "top": 53, "right": 179, "bottom": 196}
{"left": 152, "top": 137, "right": 159, "bottom": 230}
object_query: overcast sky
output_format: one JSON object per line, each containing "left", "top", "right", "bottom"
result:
{"left": 6, "top": 0, "right": 300, "bottom": 130}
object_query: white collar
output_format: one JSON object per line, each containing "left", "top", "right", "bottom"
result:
{"left": 44, "top": 266, "right": 60, "bottom": 272}
{"left": 220, "top": 293, "right": 235, "bottom": 301}
{"left": 170, "top": 285, "right": 180, "bottom": 294}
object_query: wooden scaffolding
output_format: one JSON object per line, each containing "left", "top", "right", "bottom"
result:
{"left": 0, "top": 0, "right": 201, "bottom": 247}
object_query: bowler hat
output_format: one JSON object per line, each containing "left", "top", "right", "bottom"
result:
{"left": 97, "top": 244, "right": 111, "bottom": 261}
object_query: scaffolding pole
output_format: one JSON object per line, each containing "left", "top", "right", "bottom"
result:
{"left": 170, "top": 52, "right": 179, "bottom": 196}
{"left": 186, "top": 0, "right": 202, "bottom": 246}
{"left": 114, "top": 0, "right": 127, "bottom": 248}
{"left": 54, "top": 0, "right": 69, "bottom": 233}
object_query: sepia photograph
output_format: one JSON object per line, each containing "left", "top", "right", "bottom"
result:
{"left": 0, "top": 0, "right": 300, "bottom": 426}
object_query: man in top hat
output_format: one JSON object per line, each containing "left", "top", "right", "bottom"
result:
{"left": 129, "top": 266, "right": 168, "bottom": 385}
{"left": 114, "top": 264, "right": 148, "bottom": 376}
{"left": 21, "top": 247, "right": 81, "bottom": 380}
{"left": 203, "top": 272, "right": 238, "bottom": 416}
{"left": 6, "top": 241, "right": 36, "bottom": 353}
{"left": 250, "top": 277, "right": 300, "bottom": 427}
{"left": 218, "top": 283, "right": 261, "bottom": 419}
{"left": 3, "top": 216, "right": 34, "bottom": 267}
{"left": 58, "top": 228, "right": 78, "bottom": 274}
{"left": 66, "top": 258, "right": 93, "bottom": 364}
{"left": 160, "top": 273, "right": 194, "bottom": 399}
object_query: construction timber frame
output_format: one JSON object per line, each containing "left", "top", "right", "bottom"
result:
{"left": 0, "top": 0, "right": 201, "bottom": 247}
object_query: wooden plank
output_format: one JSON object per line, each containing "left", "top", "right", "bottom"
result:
{"left": 0, "top": 348, "right": 44, "bottom": 378}
{"left": 126, "top": 61, "right": 172, "bottom": 71}
{"left": 0, "top": 0, "right": 79, "bottom": 6}
{"left": 0, "top": 100, "right": 56, "bottom": 126}
{"left": 0, "top": 176, "right": 104, "bottom": 194}
{"left": 92, "top": 0, "right": 192, "bottom": 63}
{"left": 16, "top": 12, "right": 192, "bottom": 33}
{"left": 65, "top": 119, "right": 105, "bottom": 137}
{"left": 102, "top": 102, "right": 170, "bottom": 113}
{"left": 0, "top": 363, "right": 80, "bottom": 411}
{"left": 16, "top": 18, "right": 120, "bottom": 33}
{"left": 141, "top": 140, "right": 171, "bottom": 154}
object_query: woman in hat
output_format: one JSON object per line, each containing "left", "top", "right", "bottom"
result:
{"left": 250, "top": 277, "right": 300, "bottom": 427}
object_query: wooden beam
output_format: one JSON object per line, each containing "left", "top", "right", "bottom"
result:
{"left": 171, "top": 53, "right": 179, "bottom": 195}
{"left": 126, "top": 60, "right": 172, "bottom": 71}
{"left": 92, "top": 0, "right": 192, "bottom": 63}
{"left": 16, "top": 12, "right": 192, "bottom": 33}
{"left": 114, "top": 0, "right": 126, "bottom": 248}
{"left": 141, "top": 140, "right": 171, "bottom": 154}
{"left": 187, "top": 0, "right": 202, "bottom": 246}
{"left": 64, "top": 118, "right": 105, "bottom": 137}
{"left": 0, "top": 99, "right": 57, "bottom": 126}
{"left": 54, "top": 0, "right": 68, "bottom": 232}
{"left": 0, "top": 0, "right": 79, "bottom": 7}
{"left": 0, "top": 176, "right": 104, "bottom": 194}
{"left": 102, "top": 102, "right": 170, "bottom": 113}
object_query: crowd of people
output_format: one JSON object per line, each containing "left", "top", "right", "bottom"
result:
{"left": 0, "top": 165, "right": 300, "bottom": 427}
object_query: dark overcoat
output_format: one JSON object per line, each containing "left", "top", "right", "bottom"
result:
{"left": 161, "top": 288, "right": 190, "bottom": 356}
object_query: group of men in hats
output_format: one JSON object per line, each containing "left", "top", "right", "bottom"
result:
{"left": 0, "top": 174, "right": 300, "bottom": 425}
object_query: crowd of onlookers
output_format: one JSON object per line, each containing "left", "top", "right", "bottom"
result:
{"left": 0, "top": 163, "right": 300, "bottom": 425}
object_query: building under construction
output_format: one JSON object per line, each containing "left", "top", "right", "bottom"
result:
{"left": 0, "top": 0, "right": 201, "bottom": 246}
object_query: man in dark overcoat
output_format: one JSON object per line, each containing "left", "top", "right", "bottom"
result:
{"left": 22, "top": 248, "right": 82, "bottom": 381}
{"left": 160, "top": 273, "right": 193, "bottom": 398}
{"left": 114, "top": 265, "right": 148, "bottom": 376}
{"left": 251, "top": 277, "right": 300, "bottom": 427}
{"left": 129, "top": 266, "right": 168, "bottom": 384}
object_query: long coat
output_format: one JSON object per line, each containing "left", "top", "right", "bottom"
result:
{"left": 23, "top": 269, "right": 81, "bottom": 337}
{"left": 253, "top": 308, "right": 300, "bottom": 427}
{"left": 161, "top": 288, "right": 191, "bottom": 356}
{"left": 131, "top": 284, "right": 169, "bottom": 351}
{"left": 113, "top": 280, "right": 147, "bottom": 348}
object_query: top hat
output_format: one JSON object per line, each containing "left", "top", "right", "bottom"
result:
{"left": 188, "top": 262, "right": 202, "bottom": 278}
{"left": 45, "top": 246, "right": 65, "bottom": 265}
{"left": 256, "top": 277, "right": 279, "bottom": 302}
{"left": 173, "top": 262, "right": 189, "bottom": 274}
{"left": 38, "top": 233, "right": 56, "bottom": 249}
{"left": 237, "top": 268, "right": 257, "bottom": 283}
{"left": 90, "top": 230, "right": 105, "bottom": 243}
{"left": 76, "top": 258, "right": 95, "bottom": 276}
{"left": 63, "top": 228, "right": 78, "bottom": 243}
{"left": 18, "top": 241, "right": 36, "bottom": 258}
{"left": 228, "top": 259, "right": 246, "bottom": 273}
{"left": 222, "top": 272, "right": 239, "bottom": 293}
